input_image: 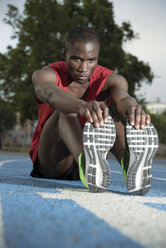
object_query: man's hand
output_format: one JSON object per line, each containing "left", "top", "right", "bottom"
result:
{"left": 79, "top": 101, "right": 109, "bottom": 128}
{"left": 126, "top": 104, "right": 151, "bottom": 129}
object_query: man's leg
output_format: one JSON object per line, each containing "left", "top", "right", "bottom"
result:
{"left": 37, "top": 111, "right": 83, "bottom": 179}
{"left": 36, "top": 110, "right": 117, "bottom": 192}
{"left": 110, "top": 120, "right": 125, "bottom": 163}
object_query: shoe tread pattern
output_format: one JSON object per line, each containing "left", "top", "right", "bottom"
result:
{"left": 126, "top": 122, "right": 158, "bottom": 195}
{"left": 83, "top": 116, "right": 116, "bottom": 192}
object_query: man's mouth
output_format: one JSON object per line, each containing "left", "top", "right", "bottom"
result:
{"left": 77, "top": 74, "right": 88, "bottom": 80}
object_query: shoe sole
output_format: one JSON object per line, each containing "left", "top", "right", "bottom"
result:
{"left": 83, "top": 116, "right": 116, "bottom": 193}
{"left": 126, "top": 122, "right": 159, "bottom": 195}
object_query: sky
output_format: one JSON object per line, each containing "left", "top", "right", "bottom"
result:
{"left": 0, "top": 0, "right": 166, "bottom": 102}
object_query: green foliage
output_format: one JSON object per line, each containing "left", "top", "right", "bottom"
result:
{"left": 0, "top": 0, "right": 154, "bottom": 121}
{"left": 0, "top": 98, "right": 16, "bottom": 133}
{"left": 150, "top": 111, "right": 166, "bottom": 144}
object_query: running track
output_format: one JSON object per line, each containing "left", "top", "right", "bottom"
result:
{"left": 0, "top": 151, "right": 166, "bottom": 248}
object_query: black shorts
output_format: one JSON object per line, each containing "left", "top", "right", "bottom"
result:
{"left": 30, "top": 157, "right": 80, "bottom": 181}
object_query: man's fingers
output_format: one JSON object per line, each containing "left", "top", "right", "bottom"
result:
{"left": 128, "top": 105, "right": 136, "bottom": 126}
{"left": 146, "top": 114, "right": 151, "bottom": 124}
{"left": 128, "top": 105, "right": 151, "bottom": 129}
{"left": 84, "top": 108, "right": 93, "bottom": 124}
{"left": 82, "top": 101, "right": 110, "bottom": 127}
{"left": 99, "top": 102, "right": 109, "bottom": 123}
{"left": 91, "top": 101, "right": 104, "bottom": 126}
{"left": 92, "top": 101, "right": 110, "bottom": 126}
{"left": 90, "top": 110, "right": 101, "bottom": 128}
{"left": 134, "top": 107, "right": 142, "bottom": 129}
{"left": 79, "top": 101, "right": 110, "bottom": 127}
{"left": 81, "top": 102, "right": 102, "bottom": 127}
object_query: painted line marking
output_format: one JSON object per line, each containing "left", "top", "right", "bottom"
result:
{"left": 37, "top": 189, "right": 166, "bottom": 248}
{"left": 111, "top": 170, "right": 166, "bottom": 181}
{"left": 0, "top": 159, "right": 30, "bottom": 168}
{"left": 0, "top": 160, "right": 17, "bottom": 168}
{"left": 112, "top": 170, "right": 122, "bottom": 174}
{"left": 153, "top": 177, "right": 166, "bottom": 181}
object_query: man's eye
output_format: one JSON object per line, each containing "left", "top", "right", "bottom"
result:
{"left": 89, "top": 59, "right": 95, "bottom": 63}
{"left": 73, "top": 58, "right": 80, "bottom": 62}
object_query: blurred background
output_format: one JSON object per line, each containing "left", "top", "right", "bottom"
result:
{"left": 0, "top": 0, "right": 166, "bottom": 156}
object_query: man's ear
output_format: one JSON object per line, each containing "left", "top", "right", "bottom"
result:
{"left": 62, "top": 48, "right": 66, "bottom": 60}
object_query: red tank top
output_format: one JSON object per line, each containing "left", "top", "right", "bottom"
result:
{"left": 29, "top": 61, "right": 113, "bottom": 163}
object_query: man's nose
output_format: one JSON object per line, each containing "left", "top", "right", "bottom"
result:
{"left": 78, "top": 61, "right": 88, "bottom": 72}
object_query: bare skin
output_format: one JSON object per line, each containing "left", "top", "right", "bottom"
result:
{"left": 32, "top": 41, "right": 151, "bottom": 179}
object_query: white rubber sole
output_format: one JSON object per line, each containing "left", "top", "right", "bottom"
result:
{"left": 126, "top": 122, "right": 159, "bottom": 195}
{"left": 83, "top": 116, "right": 116, "bottom": 192}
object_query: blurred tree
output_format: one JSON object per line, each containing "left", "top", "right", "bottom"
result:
{"left": 0, "top": 98, "right": 16, "bottom": 133}
{"left": 0, "top": 0, "right": 153, "bottom": 122}
{"left": 150, "top": 111, "right": 166, "bottom": 144}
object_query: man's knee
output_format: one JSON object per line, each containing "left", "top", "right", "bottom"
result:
{"left": 58, "top": 112, "right": 82, "bottom": 136}
{"left": 60, "top": 112, "right": 78, "bottom": 117}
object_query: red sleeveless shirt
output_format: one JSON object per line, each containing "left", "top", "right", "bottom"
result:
{"left": 29, "top": 61, "right": 113, "bottom": 163}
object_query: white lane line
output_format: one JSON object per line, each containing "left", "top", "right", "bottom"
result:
{"left": 154, "top": 177, "right": 166, "bottom": 181}
{"left": 37, "top": 190, "right": 166, "bottom": 248}
{"left": 0, "top": 160, "right": 17, "bottom": 168}
{"left": 0, "top": 159, "right": 29, "bottom": 168}
{"left": 111, "top": 170, "right": 166, "bottom": 181}
{"left": 0, "top": 197, "right": 7, "bottom": 248}
{"left": 112, "top": 170, "right": 122, "bottom": 174}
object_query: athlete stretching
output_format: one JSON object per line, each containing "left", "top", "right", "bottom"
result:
{"left": 29, "top": 26, "right": 158, "bottom": 195}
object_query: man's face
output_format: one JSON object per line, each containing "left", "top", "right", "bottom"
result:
{"left": 64, "top": 41, "right": 99, "bottom": 84}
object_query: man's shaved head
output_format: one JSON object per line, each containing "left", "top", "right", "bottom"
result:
{"left": 65, "top": 25, "right": 100, "bottom": 52}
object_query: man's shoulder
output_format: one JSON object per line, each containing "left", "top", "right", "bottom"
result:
{"left": 92, "top": 65, "right": 114, "bottom": 79}
{"left": 48, "top": 61, "right": 68, "bottom": 85}
{"left": 49, "top": 61, "right": 67, "bottom": 71}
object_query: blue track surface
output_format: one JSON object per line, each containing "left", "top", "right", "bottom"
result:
{"left": 0, "top": 151, "right": 166, "bottom": 248}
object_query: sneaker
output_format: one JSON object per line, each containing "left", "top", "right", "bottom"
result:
{"left": 121, "top": 121, "right": 159, "bottom": 195}
{"left": 80, "top": 116, "right": 116, "bottom": 192}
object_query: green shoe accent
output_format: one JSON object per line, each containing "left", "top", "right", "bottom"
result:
{"left": 78, "top": 152, "right": 88, "bottom": 189}
{"left": 121, "top": 157, "right": 127, "bottom": 183}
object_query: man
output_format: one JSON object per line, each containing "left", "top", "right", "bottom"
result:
{"left": 29, "top": 26, "right": 158, "bottom": 195}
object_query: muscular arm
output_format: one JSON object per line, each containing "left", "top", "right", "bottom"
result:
{"left": 32, "top": 67, "right": 85, "bottom": 114}
{"left": 32, "top": 67, "right": 149, "bottom": 129}
{"left": 32, "top": 67, "right": 108, "bottom": 125}
{"left": 106, "top": 74, "right": 150, "bottom": 129}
